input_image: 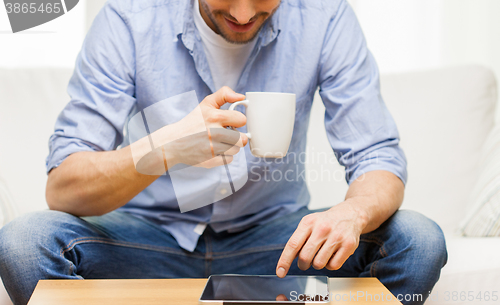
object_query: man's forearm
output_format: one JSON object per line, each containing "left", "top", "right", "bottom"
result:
{"left": 344, "top": 170, "right": 405, "bottom": 234}
{"left": 45, "top": 88, "right": 247, "bottom": 217}
{"left": 46, "top": 146, "right": 160, "bottom": 217}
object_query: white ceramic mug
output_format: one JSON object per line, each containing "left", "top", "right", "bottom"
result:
{"left": 229, "top": 92, "right": 296, "bottom": 158}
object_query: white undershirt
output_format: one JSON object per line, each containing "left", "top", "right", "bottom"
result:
{"left": 193, "top": 0, "right": 257, "bottom": 91}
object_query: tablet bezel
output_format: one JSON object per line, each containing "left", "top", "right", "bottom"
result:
{"left": 198, "top": 274, "right": 330, "bottom": 304}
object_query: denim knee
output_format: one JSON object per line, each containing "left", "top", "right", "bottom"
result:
{"left": 389, "top": 210, "right": 448, "bottom": 272}
{"left": 0, "top": 210, "right": 75, "bottom": 259}
{"left": 371, "top": 210, "right": 448, "bottom": 304}
{"left": 0, "top": 210, "right": 82, "bottom": 304}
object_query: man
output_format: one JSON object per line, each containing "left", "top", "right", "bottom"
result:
{"left": 0, "top": 0, "right": 447, "bottom": 304}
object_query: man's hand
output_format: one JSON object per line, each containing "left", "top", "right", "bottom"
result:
{"left": 276, "top": 200, "right": 368, "bottom": 277}
{"left": 275, "top": 170, "right": 404, "bottom": 278}
{"left": 133, "top": 86, "right": 249, "bottom": 174}
{"left": 169, "top": 86, "right": 249, "bottom": 168}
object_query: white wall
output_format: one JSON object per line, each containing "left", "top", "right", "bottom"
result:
{"left": 349, "top": 0, "right": 500, "bottom": 74}
{"left": 0, "top": 0, "right": 87, "bottom": 68}
{"left": 348, "top": 0, "right": 444, "bottom": 73}
{"left": 349, "top": 0, "right": 500, "bottom": 119}
{"left": 0, "top": 0, "right": 110, "bottom": 68}
{"left": 441, "top": 1, "right": 500, "bottom": 85}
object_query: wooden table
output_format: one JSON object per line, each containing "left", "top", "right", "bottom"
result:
{"left": 28, "top": 278, "right": 402, "bottom": 304}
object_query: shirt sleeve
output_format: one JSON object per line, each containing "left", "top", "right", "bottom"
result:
{"left": 317, "top": 0, "right": 407, "bottom": 185}
{"left": 46, "top": 1, "right": 136, "bottom": 173}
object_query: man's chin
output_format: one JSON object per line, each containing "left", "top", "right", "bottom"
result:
{"left": 218, "top": 28, "right": 261, "bottom": 44}
{"left": 214, "top": 18, "right": 264, "bottom": 44}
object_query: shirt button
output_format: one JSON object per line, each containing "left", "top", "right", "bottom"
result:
{"left": 220, "top": 188, "right": 228, "bottom": 195}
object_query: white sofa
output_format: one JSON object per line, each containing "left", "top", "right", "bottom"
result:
{"left": 0, "top": 65, "right": 499, "bottom": 304}
{"left": 307, "top": 65, "right": 500, "bottom": 304}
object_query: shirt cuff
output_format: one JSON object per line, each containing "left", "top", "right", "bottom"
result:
{"left": 346, "top": 146, "right": 408, "bottom": 185}
{"left": 46, "top": 135, "right": 103, "bottom": 174}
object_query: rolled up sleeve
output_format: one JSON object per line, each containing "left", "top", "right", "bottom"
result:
{"left": 46, "top": 1, "right": 136, "bottom": 173}
{"left": 318, "top": 0, "right": 407, "bottom": 185}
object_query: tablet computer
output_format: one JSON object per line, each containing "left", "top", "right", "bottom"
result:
{"left": 199, "top": 274, "right": 330, "bottom": 304}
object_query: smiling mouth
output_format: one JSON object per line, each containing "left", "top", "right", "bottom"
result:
{"left": 224, "top": 17, "right": 256, "bottom": 33}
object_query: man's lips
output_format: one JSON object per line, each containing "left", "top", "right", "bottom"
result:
{"left": 224, "top": 17, "right": 256, "bottom": 33}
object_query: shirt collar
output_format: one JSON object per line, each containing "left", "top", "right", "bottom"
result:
{"left": 258, "top": 2, "right": 281, "bottom": 47}
{"left": 175, "top": 0, "right": 282, "bottom": 51}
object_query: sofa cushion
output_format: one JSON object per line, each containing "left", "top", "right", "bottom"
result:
{"left": 379, "top": 65, "right": 497, "bottom": 233}
{"left": 0, "top": 177, "right": 17, "bottom": 228}
{"left": 0, "top": 68, "right": 73, "bottom": 215}
{"left": 460, "top": 125, "right": 500, "bottom": 236}
{"left": 427, "top": 235, "right": 500, "bottom": 305}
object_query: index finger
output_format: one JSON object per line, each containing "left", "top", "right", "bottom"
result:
{"left": 204, "top": 86, "right": 246, "bottom": 109}
{"left": 276, "top": 226, "right": 312, "bottom": 278}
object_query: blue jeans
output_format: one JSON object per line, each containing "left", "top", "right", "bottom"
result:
{"left": 0, "top": 208, "right": 447, "bottom": 305}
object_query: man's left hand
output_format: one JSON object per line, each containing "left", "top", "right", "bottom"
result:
{"left": 276, "top": 200, "right": 368, "bottom": 277}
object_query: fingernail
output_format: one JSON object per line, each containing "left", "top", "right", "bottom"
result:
{"left": 277, "top": 267, "right": 286, "bottom": 278}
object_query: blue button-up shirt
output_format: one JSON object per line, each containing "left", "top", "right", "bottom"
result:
{"left": 46, "top": 0, "right": 407, "bottom": 252}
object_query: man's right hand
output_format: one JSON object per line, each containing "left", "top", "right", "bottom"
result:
{"left": 133, "top": 86, "right": 249, "bottom": 175}
{"left": 47, "top": 87, "right": 249, "bottom": 216}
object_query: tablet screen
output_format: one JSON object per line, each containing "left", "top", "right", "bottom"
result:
{"left": 200, "top": 275, "right": 329, "bottom": 303}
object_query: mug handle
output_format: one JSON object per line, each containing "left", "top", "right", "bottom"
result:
{"left": 228, "top": 100, "right": 252, "bottom": 139}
